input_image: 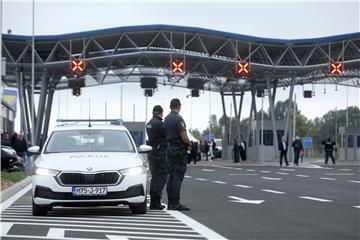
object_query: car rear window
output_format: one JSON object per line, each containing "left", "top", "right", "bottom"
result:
{"left": 44, "top": 130, "right": 135, "bottom": 153}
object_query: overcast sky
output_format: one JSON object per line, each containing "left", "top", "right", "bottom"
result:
{"left": 2, "top": 0, "right": 359, "bottom": 133}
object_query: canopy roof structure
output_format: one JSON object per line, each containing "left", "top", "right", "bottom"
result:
{"left": 2, "top": 24, "right": 360, "bottom": 93}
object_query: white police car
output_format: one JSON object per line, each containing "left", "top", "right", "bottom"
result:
{"left": 29, "top": 122, "right": 151, "bottom": 216}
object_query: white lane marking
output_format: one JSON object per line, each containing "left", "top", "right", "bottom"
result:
{"left": 185, "top": 175, "right": 192, "bottom": 178}
{"left": 1, "top": 222, "right": 14, "bottom": 235}
{"left": 230, "top": 173, "right": 240, "bottom": 176}
{"left": 319, "top": 177, "right": 336, "bottom": 181}
{"left": 260, "top": 171, "right": 270, "bottom": 173}
{"left": 228, "top": 196, "right": 264, "bottom": 204}
{"left": 106, "top": 235, "right": 129, "bottom": 240}
{"left": 261, "top": 189, "right": 285, "bottom": 194}
{"left": 280, "top": 168, "right": 295, "bottom": 171}
{"left": 235, "top": 168, "right": 242, "bottom": 170}
{"left": 0, "top": 222, "right": 202, "bottom": 238}
{"left": 325, "top": 173, "right": 354, "bottom": 176}
{"left": 0, "top": 234, "right": 105, "bottom": 240}
{"left": 202, "top": 169, "right": 215, "bottom": 172}
{"left": 276, "top": 172, "right": 289, "bottom": 175}
{"left": 212, "top": 181, "right": 227, "bottom": 184}
{"left": 348, "top": 180, "right": 360, "bottom": 183}
{"left": 340, "top": 169, "right": 352, "bottom": 171}
{"left": 233, "top": 184, "right": 253, "bottom": 189}
{"left": 168, "top": 210, "right": 228, "bottom": 240}
{"left": 296, "top": 175, "right": 310, "bottom": 178}
{"left": 246, "top": 169, "right": 255, "bottom": 172}
{"left": 299, "top": 196, "right": 333, "bottom": 202}
{"left": 261, "top": 177, "right": 282, "bottom": 180}
{"left": 353, "top": 206, "right": 360, "bottom": 209}
{"left": 195, "top": 178, "right": 208, "bottom": 181}
{"left": 47, "top": 228, "right": 65, "bottom": 238}
{"left": 0, "top": 184, "right": 32, "bottom": 211}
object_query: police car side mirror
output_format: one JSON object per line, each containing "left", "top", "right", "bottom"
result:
{"left": 28, "top": 146, "right": 40, "bottom": 153}
{"left": 138, "top": 145, "right": 152, "bottom": 153}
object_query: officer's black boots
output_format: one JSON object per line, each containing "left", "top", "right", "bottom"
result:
{"left": 150, "top": 198, "right": 165, "bottom": 210}
{"left": 167, "top": 203, "right": 190, "bottom": 211}
{"left": 167, "top": 199, "right": 190, "bottom": 211}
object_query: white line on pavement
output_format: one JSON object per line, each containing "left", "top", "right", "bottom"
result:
{"left": 276, "top": 172, "right": 289, "bottom": 175}
{"left": 299, "top": 196, "right": 333, "bottom": 202}
{"left": 202, "top": 169, "right": 216, "bottom": 172}
{"left": 235, "top": 168, "right": 242, "bottom": 170}
{"left": 353, "top": 206, "right": 360, "bottom": 209}
{"left": 168, "top": 210, "right": 228, "bottom": 240}
{"left": 195, "top": 178, "right": 208, "bottom": 181}
{"left": 0, "top": 184, "right": 32, "bottom": 211}
{"left": 339, "top": 169, "right": 352, "bottom": 171}
{"left": 261, "top": 177, "right": 282, "bottom": 180}
{"left": 319, "top": 177, "right": 336, "bottom": 181}
{"left": 296, "top": 175, "right": 310, "bottom": 178}
{"left": 261, "top": 189, "right": 285, "bottom": 194}
{"left": 246, "top": 169, "right": 255, "bottom": 172}
{"left": 348, "top": 180, "right": 360, "bottom": 183}
{"left": 1, "top": 222, "right": 14, "bottom": 235}
{"left": 260, "top": 171, "right": 270, "bottom": 173}
{"left": 233, "top": 184, "right": 253, "bottom": 188}
{"left": 212, "top": 181, "right": 227, "bottom": 184}
{"left": 184, "top": 175, "right": 192, "bottom": 178}
{"left": 280, "top": 168, "right": 295, "bottom": 171}
{"left": 325, "top": 173, "right": 354, "bottom": 176}
{"left": 47, "top": 228, "right": 65, "bottom": 238}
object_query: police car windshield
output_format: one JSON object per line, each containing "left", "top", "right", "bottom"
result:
{"left": 44, "top": 130, "right": 135, "bottom": 153}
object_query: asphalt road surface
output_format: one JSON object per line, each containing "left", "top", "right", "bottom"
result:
{"left": 1, "top": 164, "right": 359, "bottom": 240}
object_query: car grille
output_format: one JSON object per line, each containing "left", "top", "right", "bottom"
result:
{"left": 58, "top": 172, "right": 121, "bottom": 185}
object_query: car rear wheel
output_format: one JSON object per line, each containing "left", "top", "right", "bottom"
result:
{"left": 32, "top": 199, "right": 48, "bottom": 216}
{"left": 130, "top": 198, "right": 147, "bottom": 214}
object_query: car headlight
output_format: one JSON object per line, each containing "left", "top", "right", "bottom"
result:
{"left": 34, "top": 167, "right": 60, "bottom": 176}
{"left": 120, "top": 166, "right": 146, "bottom": 175}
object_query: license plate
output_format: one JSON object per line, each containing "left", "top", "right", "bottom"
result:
{"left": 72, "top": 186, "right": 107, "bottom": 196}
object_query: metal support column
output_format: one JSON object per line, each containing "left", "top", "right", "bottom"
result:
{"left": 266, "top": 75, "right": 279, "bottom": 159}
{"left": 41, "top": 87, "right": 54, "bottom": 147}
{"left": 272, "top": 80, "right": 277, "bottom": 104}
{"left": 22, "top": 76, "right": 31, "bottom": 139}
{"left": 26, "top": 86, "right": 37, "bottom": 131}
{"left": 34, "top": 71, "right": 49, "bottom": 146}
{"left": 247, "top": 82, "right": 257, "bottom": 146}
{"left": 16, "top": 68, "right": 27, "bottom": 136}
{"left": 220, "top": 91, "right": 229, "bottom": 160}
{"left": 284, "top": 77, "right": 295, "bottom": 139}
{"left": 232, "top": 90, "right": 240, "bottom": 141}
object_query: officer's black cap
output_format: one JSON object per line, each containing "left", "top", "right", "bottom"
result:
{"left": 170, "top": 98, "right": 181, "bottom": 109}
{"left": 152, "top": 105, "right": 163, "bottom": 114}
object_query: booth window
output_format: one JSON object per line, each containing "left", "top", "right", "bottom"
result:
{"left": 357, "top": 135, "right": 360, "bottom": 148}
{"left": 347, "top": 135, "right": 354, "bottom": 148}
{"left": 259, "top": 130, "right": 273, "bottom": 146}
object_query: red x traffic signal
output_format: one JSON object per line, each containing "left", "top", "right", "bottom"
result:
{"left": 236, "top": 61, "right": 250, "bottom": 77}
{"left": 329, "top": 62, "right": 343, "bottom": 75}
{"left": 172, "top": 60, "right": 184, "bottom": 74}
{"left": 71, "top": 59, "right": 85, "bottom": 74}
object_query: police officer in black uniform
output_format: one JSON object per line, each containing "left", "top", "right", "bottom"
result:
{"left": 146, "top": 105, "right": 168, "bottom": 210}
{"left": 323, "top": 137, "right": 336, "bottom": 165}
{"left": 164, "top": 98, "right": 191, "bottom": 211}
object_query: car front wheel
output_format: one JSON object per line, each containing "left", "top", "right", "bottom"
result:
{"left": 32, "top": 199, "right": 48, "bottom": 216}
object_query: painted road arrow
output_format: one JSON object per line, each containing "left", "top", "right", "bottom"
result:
{"left": 228, "top": 196, "right": 265, "bottom": 204}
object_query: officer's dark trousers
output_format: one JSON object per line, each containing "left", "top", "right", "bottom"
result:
{"left": 233, "top": 149, "right": 239, "bottom": 163}
{"left": 325, "top": 151, "right": 335, "bottom": 164}
{"left": 166, "top": 145, "right": 187, "bottom": 205}
{"left": 279, "top": 150, "right": 288, "bottom": 166}
{"left": 149, "top": 150, "right": 168, "bottom": 201}
{"left": 294, "top": 150, "right": 300, "bottom": 165}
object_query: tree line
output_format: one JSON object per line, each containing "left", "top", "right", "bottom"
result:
{"left": 190, "top": 100, "right": 359, "bottom": 150}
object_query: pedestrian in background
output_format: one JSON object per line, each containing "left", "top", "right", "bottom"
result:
{"left": 146, "top": 105, "right": 168, "bottom": 210}
{"left": 322, "top": 137, "right": 336, "bottom": 165}
{"left": 278, "top": 136, "right": 289, "bottom": 167}
{"left": 292, "top": 136, "right": 303, "bottom": 166}
{"left": 164, "top": 98, "right": 191, "bottom": 211}
{"left": 211, "top": 139, "right": 216, "bottom": 159}
{"left": 204, "top": 141, "right": 209, "bottom": 161}
{"left": 13, "top": 132, "right": 27, "bottom": 159}
{"left": 233, "top": 137, "right": 240, "bottom": 163}
{"left": 191, "top": 141, "right": 198, "bottom": 164}
{"left": 239, "top": 135, "right": 247, "bottom": 161}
